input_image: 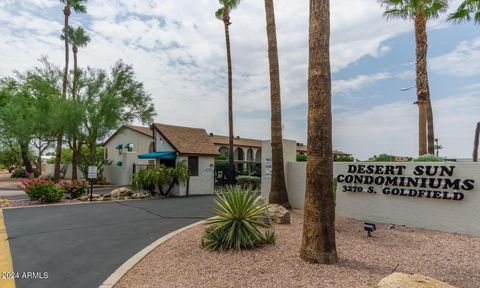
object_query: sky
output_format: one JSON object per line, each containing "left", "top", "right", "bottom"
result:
{"left": 0, "top": 0, "right": 478, "bottom": 160}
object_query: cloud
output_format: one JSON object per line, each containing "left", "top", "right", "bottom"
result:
{"left": 334, "top": 91, "right": 480, "bottom": 160}
{"left": 0, "top": 0, "right": 474, "bottom": 158}
{"left": 430, "top": 37, "right": 480, "bottom": 77}
{"left": 333, "top": 72, "right": 391, "bottom": 94}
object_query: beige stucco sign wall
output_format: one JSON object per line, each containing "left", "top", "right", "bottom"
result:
{"left": 334, "top": 162, "right": 480, "bottom": 236}
{"left": 262, "top": 153, "right": 480, "bottom": 236}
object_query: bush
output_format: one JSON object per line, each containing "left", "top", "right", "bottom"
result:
{"left": 21, "top": 179, "right": 63, "bottom": 203}
{"left": 131, "top": 162, "right": 190, "bottom": 196}
{"left": 237, "top": 176, "right": 261, "bottom": 191}
{"left": 11, "top": 168, "right": 40, "bottom": 178}
{"left": 413, "top": 154, "right": 444, "bottom": 162}
{"left": 11, "top": 167, "right": 26, "bottom": 178}
{"left": 296, "top": 153, "right": 307, "bottom": 162}
{"left": 202, "top": 185, "right": 272, "bottom": 251}
{"left": 334, "top": 155, "right": 354, "bottom": 162}
{"left": 59, "top": 180, "right": 88, "bottom": 199}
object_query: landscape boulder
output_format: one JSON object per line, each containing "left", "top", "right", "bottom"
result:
{"left": 131, "top": 192, "right": 149, "bottom": 199}
{"left": 267, "top": 204, "right": 290, "bottom": 224}
{"left": 376, "top": 273, "right": 455, "bottom": 288}
{"left": 109, "top": 187, "right": 132, "bottom": 198}
{"left": 78, "top": 193, "right": 101, "bottom": 201}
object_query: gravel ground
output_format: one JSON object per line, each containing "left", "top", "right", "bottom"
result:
{"left": 0, "top": 198, "right": 80, "bottom": 208}
{"left": 116, "top": 210, "right": 480, "bottom": 288}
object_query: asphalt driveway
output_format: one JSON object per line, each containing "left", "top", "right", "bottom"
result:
{"left": 2, "top": 197, "right": 213, "bottom": 288}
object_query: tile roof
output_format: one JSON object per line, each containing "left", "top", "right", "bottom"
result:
{"left": 210, "top": 135, "right": 263, "bottom": 148}
{"left": 154, "top": 123, "right": 219, "bottom": 156}
{"left": 103, "top": 125, "right": 152, "bottom": 145}
{"left": 127, "top": 125, "right": 153, "bottom": 137}
{"left": 211, "top": 134, "right": 350, "bottom": 156}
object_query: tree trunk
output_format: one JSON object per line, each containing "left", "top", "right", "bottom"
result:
{"left": 71, "top": 48, "right": 79, "bottom": 180}
{"left": 426, "top": 91, "right": 435, "bottom": 155}
{"left": 54, "top": 4, "right": 70, "bottom": 181}
{"left": 474, "top": 122, "right": 480, "bottom": 162}
{"left": 300, "top": 0, "right": 337, "bottom": 264}
{"left": 223, "top": 9, "right": 235, "bottom": 185}
{"left": 265, "top": 0, "right": 289, "bottom": 208}
{"left": 415, "top": 11, "right": 428, "bottom": 156}
{"left": 20, "top": 142, "right": 33, "bottom": 173}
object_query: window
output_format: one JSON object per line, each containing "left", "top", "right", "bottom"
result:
{"left": 188, "top": 156, "right": 199, "bottom": 176}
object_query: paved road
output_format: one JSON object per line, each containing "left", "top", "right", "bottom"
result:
{"left": 3, "top": 197, "right": 212, "bottom": 288}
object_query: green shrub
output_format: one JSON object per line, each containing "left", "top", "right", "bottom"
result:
{"left": 11, "top": 167, "right": 26, "bottom": 178}
{"left": 59, "top": 180, "right": 88, "bottom": 198}
{"left": 413, "top": 154, "right": 444, "bottom": 162}
{"left": 371, "top": 154, "right": 396, "bottom": 162}
{"left": 202, "top": 185, "right": 272, "bottom": 251}
{"left": 334, "top": 155, "right": 354, "bottom": 162}
{"left": 11, "top": 168, "right": 40, "bottom": 178}
{"left": 131, "top": 162, "right": 190, "bottom": 196}
{"left": 21, "top": 179, "right": 63, "bottom": 203}
{"left": 237, "top": 176, "right": 261, "bottom": 190}
{"left": 296, "top": 153, "right": 307, "bottom": 162}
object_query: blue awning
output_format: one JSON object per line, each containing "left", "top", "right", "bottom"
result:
{"left": 115, "top": 144, "right": 123, "bottom": 149}
{"left": 138, "top": 151, "right": 176, "bottom": 159}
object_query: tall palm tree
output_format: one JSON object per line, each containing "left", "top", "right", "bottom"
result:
{"left": 62, "top": 25, "right": 90, "bottom": 179}
{"left": 379, "top": 0, "right": 448, "bottom": 156}
{"left": 300, "top": 0, "right": 337, "bottom": 264}
{"left": 264, "top": 0, "right": 289, "bottom": 208}
{"left": 216, "top": 0, "right": 241, "bottom": 185}
{"left": 448, "top": 0, "right": 480, "bottom": 24}
{"left": 474, "top": 122, "right": 479, "bottom": 162}
{"left": 54, "top": 0, "right": 87, "bottom": 181}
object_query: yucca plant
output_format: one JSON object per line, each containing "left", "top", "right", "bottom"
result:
{"left": 263, "top": 229, "right": 277, "bottom": 245}
{"left": 203, "top": 185, "right": 272, "bottom": 251}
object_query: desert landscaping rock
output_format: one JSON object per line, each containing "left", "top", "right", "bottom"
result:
{"left": 110, "top": 187, "right": 132, "bottom": 198}
{"left": 116, "top": 210, "right": 479, "bottom": 288}
{"left": 267, "top": 204, "right": 290, "bottom": 224}
{"left": 377, "top": 272, "right": 455, "bottom": 288}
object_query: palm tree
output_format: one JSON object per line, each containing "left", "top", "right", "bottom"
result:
{"left": 62, "top": 25, "right": 90, "bottom": 179}
{"left": 300, "top": 0, "right": 338, "bottom": 264}
{"left": 448, "top": 0, "right": 480, "bottom": 24}
{"left": 264, "top": 0, "right": 289, "bottom": 208}
{"left": 54, "top": 0, "right": 87, "bottom": 181}
{"left": 216, "top": 0, "right": 241, "bottom": 185}
{"left": 379, "top": 0, "right": 448, "bottom": 156}
{"left": 474, "top": 122, "right": 479, "bottom": 162}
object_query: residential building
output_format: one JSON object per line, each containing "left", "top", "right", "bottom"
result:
{"left": 103, "top": 125, "right": 154, "bottom": 166}
{"left": 137, "top": 123, "right": 219, "bottom": 196}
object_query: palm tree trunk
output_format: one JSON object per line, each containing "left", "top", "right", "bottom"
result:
{"left": 415, "top": 11, "right": 428, "bottom": 156}
{"left": 426, "top": 91, "right": 435, "bottom": 155}
{"left": 473, "top": 122, "right": 480, "bottom": 162}
{"left": 54, "top": 4, "right": 70, "bottom": 181}
{"left": 265, "top": 0, "right": 289, "bottom": 208}
{"left": 223, "top": 10, "right": 235, "bottom": 185}
{"left": 72, "top": 48, "right": 78, "bottom": 180}
{"left": 300, "top": 0, "right": 337, "bottom": 264}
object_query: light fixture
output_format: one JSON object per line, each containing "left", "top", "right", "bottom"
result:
{"left": 364, "top": 223, "right": 376, "bottom": 237}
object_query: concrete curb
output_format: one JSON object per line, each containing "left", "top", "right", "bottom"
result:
{"left": 98, "top": 220, "right": 206, "bottom": 288}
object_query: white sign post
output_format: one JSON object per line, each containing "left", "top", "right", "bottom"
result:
{"left": 87, "top": 166, "right": 97, "bottom": 202}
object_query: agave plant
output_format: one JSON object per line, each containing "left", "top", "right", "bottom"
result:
{"left": 203, "top": 185, "right": 272, "bottom": 251}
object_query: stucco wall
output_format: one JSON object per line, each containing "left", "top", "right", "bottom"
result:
{"left": 154, "top": 130, "right": 175, "bottom": 152}
{"left": 105, "top": 129, "right": 152, "bottom": 165}
{"left": 172, "top": 156, "right": 215, "bottom": 197}
{"left": 272, "top": 161, "right": 480, "bottom": 237}
{"left": 260, "top": 139, "right": 297, "bottom": 202}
